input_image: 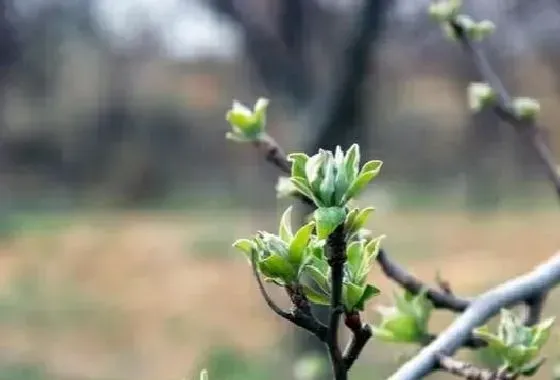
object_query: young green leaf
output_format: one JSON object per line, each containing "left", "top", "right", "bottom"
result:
{"left": 232, "top": 239, "right": 256, "bottom": 257}
{"left": 302, "top": 284, "right": 331, "bottom": 306}
{"left": 304, "top": 264, "right": 330, "bottom": 294}
{"left": 353, "top": 207, "right": 375, "bottom": 230}
{"left": 345, "top": 241, "right": 363, "bottom": 275}
{"left": 343, "top": 282, "right": 365, "bottom": 312}
{"left": 289, "top": 222, "right": 315, "bottom": 265}
{"left": 288, "top": 153, "right": 310, "bottom": 179}
{"left": 353, "top": 284, "right": 380, "bottom": 311}
{"left": 259, "top": 253, "right": 297, "bottom": 281}
{"left": 279, "top": 206, "right": 294, "bottom": 242}
{"left": 344, "top": 144, "right": 360, "bottom": 181}
{"left": 290, "top": 177, "right": 319, "bottom": 204}
{"left": 314, "top": 207, "right": 346, "bottom": 240}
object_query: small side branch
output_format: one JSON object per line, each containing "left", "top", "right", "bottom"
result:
{"left": 437, "top": 355, "right": 517, "bottom": 380}
{"left": 343, "top": 313, "right": 373, "bottom": 370}
{"left": 377, "top": 249, "right": 471, "bottom": 312}
{"left": 449, "top": 21, "right": 560, "bottom": 198}
{"left": 250, "top": 250, "right": 327, "bottom": 341}
{"left": 253, "top": 134, "right": 292, "bottom": 175}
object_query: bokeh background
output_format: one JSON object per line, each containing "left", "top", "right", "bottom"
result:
{"left": 0, "top": 0, "right": 559, "bottom": 379}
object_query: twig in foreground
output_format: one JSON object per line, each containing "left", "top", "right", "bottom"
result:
{"left": 437, "top": 354, "right": 517, "bottom": 380}
{"left": 250, "top": 250, "right": 327, "bottom": 341}
{"left": 388, "top": 251, "right": 560, "bottom": 380}
{"left": 450, "top": 20, "right": 560, "bottom": 198}
{"left": 377, "top": 249, "right": 471, "bottom": 312}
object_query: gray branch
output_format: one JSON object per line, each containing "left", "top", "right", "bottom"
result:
{"left": 388, "top": 251, "right": 560, "bottom": 380}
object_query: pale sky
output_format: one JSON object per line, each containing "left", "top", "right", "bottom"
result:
{"left": 94, "top": 0, "right": 242, "bottom": 59}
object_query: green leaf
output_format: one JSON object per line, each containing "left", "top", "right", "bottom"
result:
{"left": 226, "top": 103, "right": 253, "bottom": 127}
{"left": 289, "top": 222, "right": 315, "bottom": 266}
{"left": 305, "top": 151, "right": 327, "bottom": 185}
{"left": 512, "top": 97, "right": 541, "bottom": 120}
{"left": 333, "top": 162, "right": 349, "bottom": 206}
{"left": 468, "top": 82, "right": 495, "bottom": 112}
{"left": 531, "top": 317, "right": 555, "bottom": 347}
{"left": 519, "top": 358, "right": 546, "bottom": 377}
{"left": 253, "top": 97, "right": 269, "bottom": 128}
{"left": 279, "top": 206, "right": 294, "bottom": 242}
{"left": 365, "top": 235, "right": 385, "bottom": 259}
{"left": 288, "top": 153, "right": 309, "bottom": 179}
{"left": 394, "top": 291, "right": 415, "bottom": 315}
{"left": 353, "top": 207, "right": 375, "bottom": 230}
{"left": 344, "top": 169, "right": 380, "bottom": 201}
{"left": 232, "top": 239, "right": 255, "bottom": 255}
{"left": 344, "top": 144, "right": 360, "bottom": 182}
{"left": 343, "top": 282, "right": 365, "bottom": 312}
{"left": 353, "top": 284, "right": 380, "bottom": 311}
{"left": 371, "top": 326, "right": 398, "bottom": 342}
{"left": 344, "top": 208, "right": 359, "bottom": 233}
{"left": 345, "top": 241, "right": 363, "bottom": 275}
{"left": 379, "top": 312, "right": 420, "bottom": 342}
{"left": 360, "top": 160, "right": 383, "bottom": 175}
{"left": 319, "top": 154, "right": 336, "bottom": 206}
{"left": 304, "top": 264, "right": 330, "bottom": 293}
{"left": 473, "top": 326, "right": 509, "bottom": 355}
{"left": 506, "top": 345, "right": 538, "bottom": 370}
{"left": 276, "top": 176, "right": 297, "bottom": 198}
{"left": 259, "top": 253, "right": 296, "bottom": 281}
{"left": 290, "top": 177, "right": 320, "bottom": 205}
{"left": 302, "top": 284, "right": 331, "bottom": 306}
{"left": 314, "top": 207, "right": 346, "bottom": 240}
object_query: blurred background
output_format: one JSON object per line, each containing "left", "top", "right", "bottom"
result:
{"left": 0, "top": 0, "right": 559, "bottom": 379}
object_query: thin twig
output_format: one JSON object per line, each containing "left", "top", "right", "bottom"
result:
{"left": 449, "top": 20, "right": 560, "bottom": 198}
{"left": 388, "top": 251, "right": 560, "bottom": 380}
{"left": 377, "top": 249, "right": 471, "bottom": 311}
{"left": 436, "top": 354, "right": 517, "bottom": 380}
{"left": 343, "top": 313, "right": 373, "bottom": 370}
{"left": 253, "top": 134, "right": 292, "bottom": 174}
{"left": 250, "top": 250, "right": 328, "bottom": 341}
{"left": 326, "top": 224, "right": 347, "bottom": 380}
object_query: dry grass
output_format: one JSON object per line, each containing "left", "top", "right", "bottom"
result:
{"left": 0, "top": 210, "right": 557, "bottom": 380}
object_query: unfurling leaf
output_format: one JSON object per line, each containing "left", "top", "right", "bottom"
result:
{"left": 302, "top": 284, "right": 330, "bottom": 306}
{"left": 512, "top": 97, "right": 540, "bottom": 121}
{"left": 473, "top": 308, "right": 554, "bottom": 375}
{"left": 279, "top": 206, "right": 294, "bottom": 242}
{"left": 314, "top": 207, "right": 346, "bottom": 240}
{"left": 225, "top": 98, "right": 268, "bottom": 140}
{"left": 468, "top": 82, "right": 496, "bottom": 112}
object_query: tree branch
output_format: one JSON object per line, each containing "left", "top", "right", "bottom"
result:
{"left": 326, "top": 224, "right": 347, "bottom": 380}
{"left": 376, "top": 249, "right": 471, "bottom": 312}
{"left": 523, "top": 292, "right": 547, "bottom": 326}
{"left": 436, "top": 354, "right": 517, "bottom": 380}
{"left": 388, "top": 251, "right": 560, "bottom": 380}
{"left": 449, "top": 20, "right": 560, "bottom": 199}
{"left": 250, "top": 249, "right": 328, "bottom": 341}
{"left": 343, "top": 312, "right": 373, "bottom": 371}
